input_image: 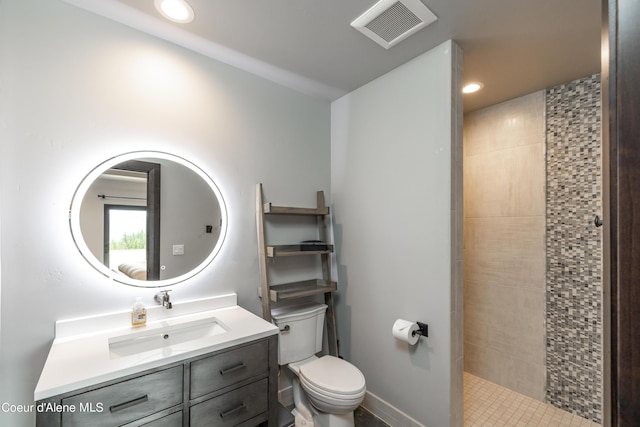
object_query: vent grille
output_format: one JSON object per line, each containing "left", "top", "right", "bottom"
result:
{"left": 351, "top": 0, "right": 437, "bottom": 49}
{"left": 364, "top": 2, "right": 422, "bottom": 43}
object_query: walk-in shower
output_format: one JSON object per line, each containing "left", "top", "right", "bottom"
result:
{"left": 463, "top": 74, "right": 602, "bottom": 425}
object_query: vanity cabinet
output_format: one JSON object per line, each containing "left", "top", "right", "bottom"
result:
{"left": 36, "top": 335, "right": 277, "bottom": 427}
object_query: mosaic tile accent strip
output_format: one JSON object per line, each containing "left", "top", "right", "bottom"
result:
{"left": 545, "top": 74, "right": 602, "bottom": 423}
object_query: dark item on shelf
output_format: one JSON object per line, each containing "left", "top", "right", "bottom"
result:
{"left": 300, "top": 240, "right": 329, "bottom": 251}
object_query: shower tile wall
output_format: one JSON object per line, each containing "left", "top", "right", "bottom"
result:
{"left": 463, "top": 91, "right": 547, "bottom": 400}
{"left": 545, "top": 74, "right": 602, "bottom": 423}
{"left": 464, "top": 75, "right": 602, "bottom": 423}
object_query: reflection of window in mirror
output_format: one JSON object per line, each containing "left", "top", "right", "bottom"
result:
{"left": 104, "top": 206, "right": 147, "bottom": 280}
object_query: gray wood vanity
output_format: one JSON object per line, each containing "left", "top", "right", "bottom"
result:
{"left": 36, "top": 336, "right": 277, "bottom": 426}
{"left": 34, "top": 296, "right": 279, "bottom": 427}
{"left": 36, "top": 335, "right": 277, "bottom": 426}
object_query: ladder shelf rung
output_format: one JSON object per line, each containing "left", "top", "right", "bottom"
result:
{"left": 269, "top": 279, "right": 337, "bottom": 302}
{"left": 263, "top": 203, "right": 329, "bottom": 216}
{"left": 266, "top": 245, "right": 333, "bottom": 257}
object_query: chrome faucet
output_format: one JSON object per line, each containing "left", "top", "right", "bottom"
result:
{"left": 155, "top": 290, "right": 172, "bottom": 309}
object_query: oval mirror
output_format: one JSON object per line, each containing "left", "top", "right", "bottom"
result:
{"left": 69, "top": 151, "right": 228, "bottom": 287}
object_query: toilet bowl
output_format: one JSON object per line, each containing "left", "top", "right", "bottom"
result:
{"left": 292, "top": 355, "right": 366, "bottom": 414}
{"left": 272, "top": 303, "right": 366, "bottom": 427}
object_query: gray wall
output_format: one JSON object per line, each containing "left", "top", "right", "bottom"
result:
{"left": 0, "top": 1, "right": 329, "bottom": 425}
{"left": 331, "top": 41, "right": 463, "bottom": 427}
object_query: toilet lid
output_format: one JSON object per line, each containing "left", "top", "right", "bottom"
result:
{"left": 299, "top": 356, "right": 366, "bottom": 396}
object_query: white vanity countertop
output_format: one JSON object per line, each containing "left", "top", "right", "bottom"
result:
{"left": 34, "top": 294, "right": 278, "bottom": 401}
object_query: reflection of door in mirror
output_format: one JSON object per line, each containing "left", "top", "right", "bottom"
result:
{"left": 112, "top": 161, "right": 161, "bottom": 280}
{"left": 81, "top": 160, "right": 161, "bottom": 280}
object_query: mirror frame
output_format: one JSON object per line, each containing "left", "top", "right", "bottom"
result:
{"left": 69, "top": 151, "right": 228, "bottom": 288}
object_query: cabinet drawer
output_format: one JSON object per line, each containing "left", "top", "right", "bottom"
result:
{"left": 139, "top": 410, "right": 183, "bottom": 427}
{"left": 62, "top": 365, "right": 183, "bottom": 427}
{"left": 190, "top": 340, "right": 268, "bottom": 398}
{"left": 189, "top": 379, "right": 267, "bottom": 427}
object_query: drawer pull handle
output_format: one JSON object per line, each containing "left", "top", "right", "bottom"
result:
{"left": 220, "top": 402, "right": 246, "bottom": 419}
{"left": 109, "top": 395, "right": 149, "bottom": 413}
{"left": 220, "top": 362, "right": 246, "bottom": 375}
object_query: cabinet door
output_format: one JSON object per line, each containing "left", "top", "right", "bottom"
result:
{"left": 189, "top": 379, "right": 268, "bottom": 427}
{"left": 62, "top": 366, "right": 183, "bottom": 426}
{"left": 190, "top": 340, "right": 268, "bottom": 398}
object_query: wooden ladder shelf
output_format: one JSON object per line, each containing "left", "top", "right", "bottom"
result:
{"left": 256, "top": 183, "right": 339, "bottom": 357}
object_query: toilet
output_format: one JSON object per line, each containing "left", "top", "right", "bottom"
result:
{"left": 272, "top": 303, "right": 366, "bottom": 427}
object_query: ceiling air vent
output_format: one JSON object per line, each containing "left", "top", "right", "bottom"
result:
{"left": 351, "top": 0, "right": 437, "bottom": 49}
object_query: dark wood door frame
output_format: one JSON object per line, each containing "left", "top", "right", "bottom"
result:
{"left": 603, "top": 0, "right": 640, "bottom": 424}
{"left": 112, "top": 160, "right": 161, "bottom": 281}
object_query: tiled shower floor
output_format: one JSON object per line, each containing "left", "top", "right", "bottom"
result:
{"left": 464, "top": 372, "right": 600, "bottom": 427}
{"left": 335, "top": 372, "right": 603, "bottom": 427}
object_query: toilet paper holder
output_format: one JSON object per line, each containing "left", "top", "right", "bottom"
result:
{"left": 413, "top": 322, "right": 429, "bottom": 338}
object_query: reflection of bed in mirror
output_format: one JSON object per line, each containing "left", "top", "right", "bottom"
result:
{"left": 118, "top": 263, "right": 147, "bottom": 280}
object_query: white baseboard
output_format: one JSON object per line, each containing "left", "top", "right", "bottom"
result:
{"left": 361, "top": 391, "right": 426, "bottom": 427}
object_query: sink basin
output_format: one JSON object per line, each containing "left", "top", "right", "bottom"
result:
{"left": 108, "top": 317, "right": 229, "bottom": 359}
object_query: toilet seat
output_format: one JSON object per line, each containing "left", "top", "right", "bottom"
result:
{"left": 300, "top": 378, "right": 365, "bottom": 407}
{"left": 298, "top": 356, "right": 366, "bottom": 397}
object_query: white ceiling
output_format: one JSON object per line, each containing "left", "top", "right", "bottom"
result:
{"left": 64, "top": 0, "right": 602, "bottom": 113}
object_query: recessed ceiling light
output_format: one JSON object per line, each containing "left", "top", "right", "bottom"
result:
{"left": 154, "top": 0, "right": 194, "bottom": 24}
{"left": 463, "top": 82, "right": 484, "bottom": 94}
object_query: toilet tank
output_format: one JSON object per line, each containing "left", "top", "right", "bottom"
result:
{"left": 271, "top": 303, "right": 327, "bottom": 364}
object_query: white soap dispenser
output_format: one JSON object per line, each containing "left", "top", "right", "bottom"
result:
{"left": 131, "top": 297, "right": 147, "bottom": 327}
